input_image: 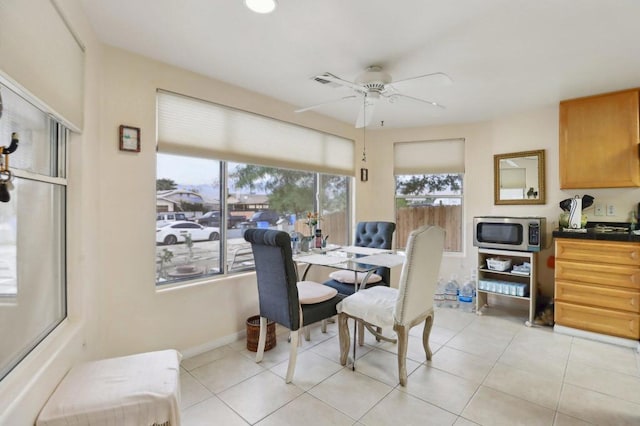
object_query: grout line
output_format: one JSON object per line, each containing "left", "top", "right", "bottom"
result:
{"left": 180, "top": 309, "right": 639, "bottom": 425}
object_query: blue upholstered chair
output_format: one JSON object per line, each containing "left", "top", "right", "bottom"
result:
{"left": 244, "top": 228, "right": 343, "bottom": 383}
{"left": 323, "top": 221, "right": 396, "bottom": 296}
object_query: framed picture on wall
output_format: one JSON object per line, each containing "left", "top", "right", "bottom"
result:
{"left": 119, "top": 125, "right": 141, "bottom": 152}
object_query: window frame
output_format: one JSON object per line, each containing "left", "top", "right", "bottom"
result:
{"left": 0, "top": 90, "right": 68, "bottom": 382}
{"left": 155, "top": 155, "right": 353, "bottom": 287}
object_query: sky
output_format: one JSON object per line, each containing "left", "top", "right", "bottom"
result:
{"left": 156, "top": 153, "right": 220, "bottom": 186}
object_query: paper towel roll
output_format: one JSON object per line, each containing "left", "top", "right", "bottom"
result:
{"left": 568, "top": 197, "right": 582, "bottom": 229}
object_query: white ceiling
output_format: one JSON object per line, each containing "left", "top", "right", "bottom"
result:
{"left": 80, "top": 0, "right": 640, "bottom": 129}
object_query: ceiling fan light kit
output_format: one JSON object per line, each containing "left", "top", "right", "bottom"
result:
{"left": 296, "top": 65, "right": 450, "bottom": 128}
{"left": 245, "top": 0, "right": 277, "bottom": 14}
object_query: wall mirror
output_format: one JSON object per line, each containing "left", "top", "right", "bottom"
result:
{"left": 494, "top": 149, "right": 545, "bottom": 205}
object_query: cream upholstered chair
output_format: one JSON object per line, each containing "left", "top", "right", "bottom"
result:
{"left": 244, "top": 228, "right": 343, "bottom": 383}
{"left": 337, "top": 225, "right": 445, "bottom": 386}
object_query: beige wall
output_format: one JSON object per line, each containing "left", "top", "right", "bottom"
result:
{"left": 363, "top": 105, "right": 640, "bottom": 295}
{"left": 4, "top": 1, "right": 640, "bottom": 423}
{"left": 96, "top": 45, "right": 361, "bottom": 358}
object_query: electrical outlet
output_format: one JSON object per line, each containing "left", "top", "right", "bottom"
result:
{"left": 594, "top": 203, "right": 605, "bottom": 216}
{"left": 607, "top": 204, "right": 616, "bottom": 216}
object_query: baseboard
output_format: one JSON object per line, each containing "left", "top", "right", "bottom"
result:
{"left": 553, "top": 324, "right": 640, "bottom": 352}
{"left": 180, "top": 329, "right": 246, "bottom": 360}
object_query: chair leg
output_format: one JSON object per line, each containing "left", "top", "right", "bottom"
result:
{"left": 256, "top": 316, "right": 267, "bottom": 363}
{"left": 304, "top": 326, "right": 311, "bottom": 341}
{"left": 396, "top": 324, "right": 409, "bottom": 386}
{"left": 357, "top": 320, "right": 365, "bottom": 346}
{"left": 285, "top": 329, "right": 300, "bottom": 383}
{"left": 321, "top": 319, "right": 327, "bottom": 333}
{"left": 422, "top": 313, "right": 434, "bottom": 361}
{"left": 338, "top": 313, "right": 350, "bottom": 366}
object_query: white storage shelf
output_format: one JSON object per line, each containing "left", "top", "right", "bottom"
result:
{"left": 476, "top": 248, "right": 537, "bottom": 326}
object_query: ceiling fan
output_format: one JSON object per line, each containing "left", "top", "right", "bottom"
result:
{"left": 295, "top": 66, "right": 452, "bottom": 128}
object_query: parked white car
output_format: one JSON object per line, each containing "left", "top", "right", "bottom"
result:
{"left": 156, "top": 221, "right": 220, "bottom": 245}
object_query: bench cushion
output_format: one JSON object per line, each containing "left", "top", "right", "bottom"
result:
{"left": 36, "top": 349, "right": 182, "bottom": 426}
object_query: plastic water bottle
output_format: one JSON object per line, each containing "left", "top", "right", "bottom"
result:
{"left": 290, "top": 231, "right": 300, "bottom": 254}
{"left": 444, "top": 275, "right": 460, "bottom": 308}
{"left": 459, "top": 277, "right": 476, "bottom": 313}
{"left": 433, "top": 278, "right": 446, "bottom": 307}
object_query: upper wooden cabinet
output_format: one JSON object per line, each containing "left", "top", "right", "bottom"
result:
{"left": 559, "top": 88, "right": 640, "bottom": 189}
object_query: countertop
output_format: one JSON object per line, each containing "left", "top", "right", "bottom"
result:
{"left": 552, "top": 221, "right": 640, "bottom": 242}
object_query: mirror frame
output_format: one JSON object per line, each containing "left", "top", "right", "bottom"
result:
{"left": 494, "top": 149, "right": 546, "bottom": 205}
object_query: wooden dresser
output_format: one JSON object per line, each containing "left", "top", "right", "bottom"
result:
{"left": 555, "top": 238, "right": 640, "bottom": 340}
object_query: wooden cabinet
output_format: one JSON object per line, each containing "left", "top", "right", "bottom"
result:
{"left": 559, "top": 88, "right": 640, "bottom": 189}
{"left": 554, "top": 239, "right": 640, "bottom": 340}
{"left": 476, "top": 248, "right": 537, "bottom": 325}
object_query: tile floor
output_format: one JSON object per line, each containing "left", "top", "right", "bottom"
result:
{"left": 179, "top": 306, "right": 640, "bottom": 425}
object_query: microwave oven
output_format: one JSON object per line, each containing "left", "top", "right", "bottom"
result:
{"left": 473, "top": 216, "right": 546, "bottom": 252}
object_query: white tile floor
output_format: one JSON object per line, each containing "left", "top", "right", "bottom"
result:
{"left": 179, "top": 307, "right": 640, "bottom": 425}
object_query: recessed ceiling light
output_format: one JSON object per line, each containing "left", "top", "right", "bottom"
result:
{"left": 245, "top": 0, "right": 278, "bottom": 14}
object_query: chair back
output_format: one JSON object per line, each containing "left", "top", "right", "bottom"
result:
{"left": 244, "top": 228, "right": 301, "bottom": 331}
{"left": 354, "top": 221, "right": 396, "bottom": 283}
{"left": 393, "top": 225, "right": 445, "bottom": 325}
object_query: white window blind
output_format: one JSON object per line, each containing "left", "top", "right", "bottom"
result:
{"left": 394, "top": 138, "right": 465, "bottom": 174}
{"left": 0, "top": 0, "right": 85, "bottom": 131}
{"left": 157, "top": 91, "right": 355, "bottom": 175}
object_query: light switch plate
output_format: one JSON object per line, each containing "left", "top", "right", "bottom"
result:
{"left": 594, "top": 203, "right": 604, "bottom": 216}
{"left": 607, "top": 204, "right": 616, "bottom": 216}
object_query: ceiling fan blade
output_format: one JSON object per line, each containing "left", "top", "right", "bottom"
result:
{"left": 316, "top": 73, "right": 367, "bottom": 93}
{"left": 355, "top": 96, "right": 378, "bottom": 128}
{"left": 389, "top": 93, "right": 446, "bottom": 109}
{"left": 392, "top": 72, "right": 453, "bottom": 86}
{"left": 295, "top": 95, "right": 357, "bottom": 113}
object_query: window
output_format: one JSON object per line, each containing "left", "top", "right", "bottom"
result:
{"left": 318, "top": 173, "right": 350, "bottom": 246}
{"left": 394, "top": 139, "right": 464, "bottom": 252}
{"left": 156, "top": 91, "right": 354, "bottom": 286}
{"left": 156, "top": 155, "right": 351, "bottom": 285}
{"left": 395, "top": 173, "right": 463, "bottom": 252}
{"left": 156, "top": 154, "right": 222, "bottom": 284}
{"left": 0, "top": 83, "right": 67, "bottom": 381}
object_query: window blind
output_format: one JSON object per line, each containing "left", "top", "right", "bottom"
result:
{"left": 394, "top": 138, "right": 465, "bottom": 174}
{"left": 157, "top": 91, "right": 355, "bottom": 176}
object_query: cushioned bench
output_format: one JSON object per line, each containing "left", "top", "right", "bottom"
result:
{"left": 36, "top": 349, "right": 182, "bottom": 426}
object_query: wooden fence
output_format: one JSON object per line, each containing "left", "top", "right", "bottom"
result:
{"left": 291, "top": 206, "right": 461, "bottom": 252}
{"left": 396, "top": 205, "right": 462, "bottom": 252}
{"left": 293, "top": 211, "right": 348, "bottom": 246}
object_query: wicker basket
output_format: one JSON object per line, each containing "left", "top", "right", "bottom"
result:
{"left": 246, "top": 315, "right": 277, "bottom": 352}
